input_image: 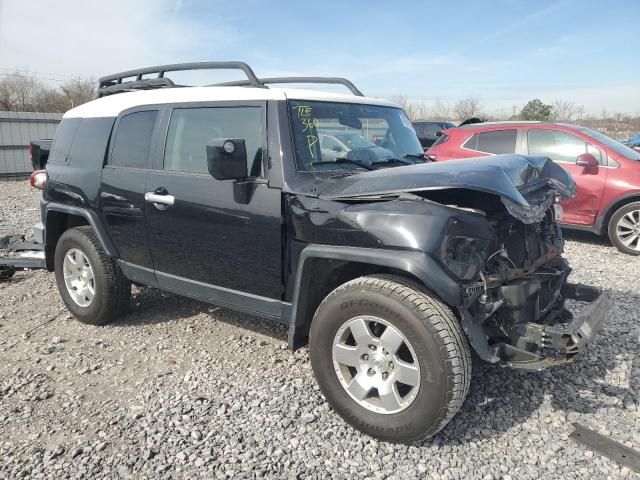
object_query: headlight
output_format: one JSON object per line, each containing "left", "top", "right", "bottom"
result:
{"left": 443, "top": 236, "right": 491, "bottom": 281}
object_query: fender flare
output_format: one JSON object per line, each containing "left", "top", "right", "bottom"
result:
{"left": 287, "top": 244, "right": 461, "bottom": 349}
{"left": 44, "top": 203, "right": 118, "bottom": 257}
{"left": 595, "top": 191, "right": 640, "bottom": 235}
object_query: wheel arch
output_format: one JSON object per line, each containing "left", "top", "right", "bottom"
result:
{"left": 287, "top": 245, "right": 461, "bottom": 350}
{"left": 45, "top": 204, "right": 118, "bottom": 271}
{"left": 599, "top": 193, "right": 640, "bottom": 236}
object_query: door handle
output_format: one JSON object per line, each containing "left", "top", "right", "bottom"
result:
{"left": 145, "top": 192, "right": 175, "bottom": 206}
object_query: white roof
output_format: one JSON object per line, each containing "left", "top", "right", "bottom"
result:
{"left": 64, "top": 86, "right": 400, "bottom": 118}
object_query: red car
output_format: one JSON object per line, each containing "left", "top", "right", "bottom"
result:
{"left": 427, "top": 121, "right": 640, "bottom": 254}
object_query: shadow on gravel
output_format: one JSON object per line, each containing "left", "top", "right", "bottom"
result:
{"left": 111, "top": 286, "right": 288, "bottom": 341}
{"left": 562, "top": 229, "right": 612, "bottom": 247}
{"left": 105, "top": 280, "right": 638, "bottom": 447}
{"left": 433, "top": 288, "right": 640, "bottom": 446}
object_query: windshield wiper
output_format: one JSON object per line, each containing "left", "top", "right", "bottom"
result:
{"left": 372, "top": 158, "right": 413, "bottom": 167}
{"left": 403, "top": 153, "right": 427, "bottom": 162}
{"left": 311, "top": 158, "right": 374, "bottom": 170}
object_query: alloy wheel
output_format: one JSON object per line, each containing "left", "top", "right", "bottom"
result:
{"left": 615, "top": 209, "right": 640, "bottom": 251}
{"left": 63, "top": 248, "right": 95, "bottom": 307}
{"left": 332, "top": 315, "right": 420, "bottom": 414}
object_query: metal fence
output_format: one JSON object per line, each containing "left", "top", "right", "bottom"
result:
{"left": 0, "top": 111, "right": 62, "bottom": 176}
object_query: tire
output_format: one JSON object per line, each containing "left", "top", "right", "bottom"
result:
{"left": 54, "top": 226, "right": 130, "bottom": 325}
{"left": 608, "top": 201, "right": 640, "bottom": 255}
{"left": 309, "top": 274, "right": 472, "bottom": 443}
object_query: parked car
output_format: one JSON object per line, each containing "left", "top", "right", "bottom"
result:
{"left": 29, "top": 139, "right": 52, "bottom": 170}
{"left": 624, "top": 132, "right": 640, "bottom": 148}
{"left": 412, "top": 121, "right": 455, "bottom": 149}
{"left": 31, "top": 62, "right": 608, "bottom": 443}
{"left": 319, "top": 131, "right": 395, "bottom": 162}
{"left": 427, "top": 121, "right": 640, "bottom": 255}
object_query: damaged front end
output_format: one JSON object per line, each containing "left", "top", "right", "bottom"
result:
{"left": 310, "top": 154, "right": 609, "bottom": 370}
{"left": 458, "top": 202, "right": 610, "bottom": 371}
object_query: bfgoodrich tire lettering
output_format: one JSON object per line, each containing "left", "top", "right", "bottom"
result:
{"left": 54, "top": 226, "right": 131, "bottom": 325}
{"left": 309, "top": 274, "right": 472, "bottom": 443}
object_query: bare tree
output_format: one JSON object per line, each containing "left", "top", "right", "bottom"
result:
{"left": 429, "top": 98, "right": 450, "bottom": 121}
{"left": 0, "top": 72, "right": 95, "bottom": 112}
{"left": 453, "top": 96, "right": 482, "bottom": 121}
{"left": 0, "top": 73, "right": 44, "bottom": 111}
{"left": 60, "top": 78, "right": 96, "bottom": 108}
{"left": 553, "top": 99, "right": 578, "bottom": 122}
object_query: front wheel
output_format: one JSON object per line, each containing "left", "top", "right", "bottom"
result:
{"left": 608, "top": 202, "right": 640, "bottom": 255}
{"left": 309, "top": 275, "right": 472, "bottom": 443}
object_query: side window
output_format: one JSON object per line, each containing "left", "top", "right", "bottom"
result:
{"left": 463, "top": 133, "right": 479, "bottom": 151}
{"left": 109, "top": 110, "right": 158, "bottom": 168}
{"left": 48, "top": 118, "right": 82, "bottom": 164}
{"left": 477, "top": 130, "right": 517, "bottom": 154}
{"left": 164, "top": 107, "right": 263, "bottom": 176}
{"left": 463, "top": 130, "right": 517, "bottom": 154}
{"left": 528, "top": 129, "right": 602, "bottom": 164}
{"left": 587, "top": 143, "right": 603, "bottom": 164}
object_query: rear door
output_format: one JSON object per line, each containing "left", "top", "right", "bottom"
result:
{"left": 100, "top": 108, "right": 159, "bottom": 282}
{"left": 144, "top": 102, "right": 282, "bottom": 306}
{"left": 526, "top": 128, "right": 608, "bottom": 226}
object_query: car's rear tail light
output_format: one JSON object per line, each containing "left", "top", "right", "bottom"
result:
{"left": 28, "top": 143, "right": 33, "bottom": 157}
{"left": 30, "top": 169, "right": 47, "bottom": 190}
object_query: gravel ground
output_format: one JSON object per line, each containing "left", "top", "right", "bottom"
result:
{"left": 0, "top": 178, "right": 638, "bottom": 480}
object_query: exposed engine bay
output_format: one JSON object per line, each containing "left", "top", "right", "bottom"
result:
{"left": 292, "top": 154, "right": 609, "bottom": 369}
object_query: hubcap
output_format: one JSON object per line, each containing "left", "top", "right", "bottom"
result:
{"left": 616, "top": 209, "right": 640, "bottom": 251}
{"left": 332, "top": 316, "right": 420, "bottom": 414}
{"left": 63, "top": 248, "right": 95, "bottom": 307}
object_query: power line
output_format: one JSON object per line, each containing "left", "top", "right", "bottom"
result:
{"left": 0, "top": 66, "right": 85, "bottom": 80}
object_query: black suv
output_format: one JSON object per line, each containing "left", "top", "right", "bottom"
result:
{"left": 34, "top": 62, "right": 609, "bottom": 443}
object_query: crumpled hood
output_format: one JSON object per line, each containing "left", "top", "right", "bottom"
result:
{"left": 315, "top": 154, "right": 576, "bottom": 223}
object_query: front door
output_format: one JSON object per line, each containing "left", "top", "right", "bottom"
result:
{"left": 144, "top": 103, "right": 282, "bottom": 304}
{"left": 526, "top": 128, "right": 608, "bottom": 226}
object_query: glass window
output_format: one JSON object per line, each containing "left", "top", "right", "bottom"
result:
{"left": 580, "top": 127, "right": 640, "bottom": 161}
{"left": 164, "top": 107, "right": 263, "bottom": 175}
{"left": 528, "top": 129, "right": 602, "bottom": 164}
{"left": 110, "top": 110, "right": 158, "bottom": 168}
{"left": 289, "top": 100, "right": 423, "bottom": 171}
{"left": 48, "top": 118, "right": 82, "bottom": 164}
{"left": 477, "top": 130, "right": 517, "bottom": 154}
{"left": 463, "top": 133, "right": 479, "bottom": 151}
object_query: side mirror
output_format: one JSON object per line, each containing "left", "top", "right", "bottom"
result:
{"left": 206, "top": 139, "right": 247, "bottom": 181}
{"left": 576, "top": 153, "right": 599, "bottom": 174}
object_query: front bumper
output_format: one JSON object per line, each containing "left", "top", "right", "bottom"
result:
{"left": 504, "top": 283, "right": 610, "bottom": 371}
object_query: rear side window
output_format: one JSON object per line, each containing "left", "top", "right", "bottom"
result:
{"left": 464, "top": 129, "right": 517, "bottom": 154}
{"left": 431, "top": 133, "right": 449, "bottom": 148}
{"left": 48, "top": 118, "right": 82, "bottom": 163}
{"left": 164, "top": 107, "right": 264, "bottom": 175}
{"left": 109, "top": 110, "right": 158, "bottom": 169}
{"left": 68, "top": 118, "right": 115, "bottom": 167}
{"left": 528, "top": 129, "right": 603, "bottom": 164}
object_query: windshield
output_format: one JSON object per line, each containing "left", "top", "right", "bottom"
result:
{"left": 580, "top": 127, "right": 640, "bottom": 161}
{"left": 289, "top": 100, "right": 424, "bottom": 171}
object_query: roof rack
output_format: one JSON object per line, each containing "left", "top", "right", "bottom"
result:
{"left": 213, "top": 77, "right": 364, "bottom": 96}
{"left": 97, "top": 61, "right": 364, "bottom": 97}
{"left": 98, "top": 61, "right": 263, "bottom": 97}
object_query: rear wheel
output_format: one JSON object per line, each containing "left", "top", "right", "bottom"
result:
{"left": 54, "top": 226, "right": 130, "bottom": 325}
{"left": 309, "top": 275, "right": 472, "bottom": 443}
{"left": 608, "top": 202, "right": 640, "bottom": 255}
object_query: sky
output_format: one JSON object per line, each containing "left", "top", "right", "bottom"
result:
{"left": 0, "top": 0, "right": 638, "bottom": 115}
